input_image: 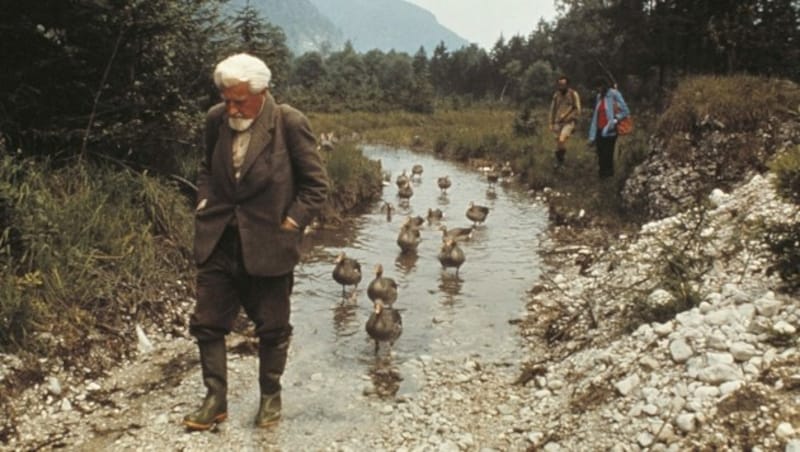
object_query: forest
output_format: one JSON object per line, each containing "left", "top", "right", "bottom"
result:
{"left": 2, "top": 0, "right": 799, "bottom": 173}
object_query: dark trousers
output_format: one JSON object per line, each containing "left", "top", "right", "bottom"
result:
{"left": 595, "top": 132, "right": 617, "bottom": 178}
{"left": 190, "top": 226, "right": 293, "bottom": 346}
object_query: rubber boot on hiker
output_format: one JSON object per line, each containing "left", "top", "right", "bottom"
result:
{"left": 183, "top": 339, "right": 228, "bottom": 430}
{"left": 255, "top": 338, "right": 289, "bottom": 427}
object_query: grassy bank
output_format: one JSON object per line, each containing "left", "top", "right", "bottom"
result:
{"left": 310, "top": 107, "right": 652, "bottom": 231}
{"left": 0, "top": 142, "right": 381, "bottom": 358}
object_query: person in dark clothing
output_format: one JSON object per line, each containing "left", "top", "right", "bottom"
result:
{"left": 184, "top": 53, "right": 329, "bottom": 431}
{"left": 587, "top": 76, "right": 630, "bottom": 178}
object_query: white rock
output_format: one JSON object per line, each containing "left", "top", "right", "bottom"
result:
{"left": 676, "top": 311, "right": 704, "bottom": 327}
{"left": 135, "top": 324, "right": 154, "bottom": 354}
{"left": 637, "top": 432, "right": 654, "bottom": 447}
{"left": 543, "top": 443, "right": 562, "bottom": 452}
{"left": 86, "top": 381, "right": 101, "bottom": 392}
{"left": 730, "top": 342, "right": 758, "bottom": 361}
{"left": 709, "top": 188, "right": 730, "bottom": 207}
{"left": 699, "top": 301, "right": 713, "bottom": 314}
{"left": 648, "top": 289, "right": 675, "bottom": 306}
{"left": 642, "top": 404, "right": 659, "bottom": 416}
{"left": 60, "top": 398, "right": 72, "bottom": 412}
{"left": 706, "top": 352, "right": 734, "bottom": 365}
{"left": 722, "top": 284, "right": 750, "bottom": 304}
{"left": 786, "top": 439, "right": 800, "bottom": 452}
{"left": 380, "top": 405, "right": 394, "bottom": 414}
{"left": 707, "top": 330, "right": 729, "bottom": 350}
{"left": 695, "top": 384, "right": 721, "bottom": 400}
{"left": 47, "top": 376, "right": 62, "bottom": 396}
{"left": 719, "top": 380, "right": 742, "bottom": 396}
{"left": 675, "top": 413, "right": 696, "bottom": 433}
{"left": 653, "top": 321, "right": 674, "bottom": 337}
{"left": 615, "top": 373, "right": 641, "bottom": 396}
{"left": 736, "top": 303, "right": 756, "bottom": 322}
{"left": 697, "top": 364, "right": 742, "bottom": 384}
{"left": 640, "top": 356, "right": 660, "bottom": 371}
{"left": 773, "top": 321, "right": 796, "bottom": 335}
{"left": 776, "top": 422, "right": 795, "bottom": 440}
{"left": 705, "top": 307, "right": 736, "bottom": 326}
{"left": 437, "top": 440, "right": 459, "bottom": 452}
{"left": 527, "top": 431, "right": 544, "bottom": 445}
{"left": 547, "top": 379, "right": 564, "bottom": 390}
{"left": 670, "top": 339, "right": 694, "bottom": 363}
{"left": 755, "top": 295, "right": 782, "bottom": 317}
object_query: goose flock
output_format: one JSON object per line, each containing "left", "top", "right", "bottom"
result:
{"left": 331, "top": 161, "right": 511, "bottom": 355}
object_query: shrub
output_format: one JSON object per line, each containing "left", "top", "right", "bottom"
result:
{"left": 770, "top": 144, "right": 800, "bottom": 205}
{"left": 0, "top": 156, "right": 192, "bottom": 351}
{"left": 657, "top": 75, "right": 800, "bottom": 136}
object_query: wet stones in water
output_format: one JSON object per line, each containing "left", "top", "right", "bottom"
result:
{"left": 438, "top": 239, "right": 466, "bottom": 276}
{"left": 466, "top": 202, "right": 489, "bottom": 226}
{"left": 332, "top": 252, "right": 362, "bottom": 299}
{"left": 367, "top": 264, "right": 398, "bottom": 306}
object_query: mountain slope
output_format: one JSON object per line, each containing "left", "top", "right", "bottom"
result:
{"left": 309, "top": 0, "right": 469, "bottom": 53}
{"left": 226, "top": 0, "right": 345, "bottom": 54}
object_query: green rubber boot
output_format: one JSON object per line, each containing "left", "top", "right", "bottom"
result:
{"left": 254, "top": 339, "right": 288, "bottom": 427}
{"left": 183, "top": 339, "right": 228, "bottom": 430}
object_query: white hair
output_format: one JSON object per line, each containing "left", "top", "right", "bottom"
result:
{"left": 213, "top": 53, "right": 272, "bottom": 93}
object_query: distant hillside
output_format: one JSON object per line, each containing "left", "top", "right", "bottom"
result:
{"left": 309, "top": 0, "right": 469, "bottom": 53}
{"left": 225, "top": 0, "right": 345, "bottom": 54}
{"left": 225, "top": 0, "right": 469, "bottom": 55}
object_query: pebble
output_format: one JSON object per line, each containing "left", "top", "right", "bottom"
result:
{"left": 675, "top": 413, "right": 696, "bottom": 433}
{"left": 773, "top": 321, "right": 796, "bottom": 335}
{"left": 637, "top": 432, "right": 654, "bottom": 447}
{"left": 669, "top": 339, "right": 694, "bottom": 363}
{"left": 60, "top": 398, "right": 72, "bottom": 412}
{"left": 86, "top": 381, "right": 101, "bottom": 392}
{"left": 697, "top": 364, "right": 742, "bottom": 384}
{"left": 615, "top": 373, "right": 641, "bottom": 396}
{"left": 47, "top": 377, "right": 62, "bottom": 396}
{"left": 729, "top": 342, "right": 758, "bottom": 361}
{"left": 786, "top": 439, "right": 800, "bottom": 452}
{"left": 755, "top": 295, "right": 782, "bottom": 317}
{"left": 776, "top": 422, "right": 795, "bottom": 440}
{"left": 653, "top": 321, "right": 674, "bottom": 337}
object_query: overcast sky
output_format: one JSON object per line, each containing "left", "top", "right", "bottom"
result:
{"left": 404, "top": 0, "right": 559, "bottom": 49}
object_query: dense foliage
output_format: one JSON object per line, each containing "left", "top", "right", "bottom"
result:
{"left": 2, "top": 0, "right": 798, "bottom": 165}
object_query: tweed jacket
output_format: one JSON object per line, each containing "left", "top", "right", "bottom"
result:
{"left": 194, "top": 93, "right": 329, "bottom": 276}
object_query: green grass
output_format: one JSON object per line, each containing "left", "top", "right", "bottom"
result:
{"left": 0, "top": 156, "right": 193, "bottom": 352}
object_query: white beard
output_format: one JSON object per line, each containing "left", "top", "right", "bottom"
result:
{"left": 228, "top": 116, "right": 255, "bottom": 132}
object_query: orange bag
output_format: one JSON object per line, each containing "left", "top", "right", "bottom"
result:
{"left": 616, "top": 116, "right": 633, "bottom": 135}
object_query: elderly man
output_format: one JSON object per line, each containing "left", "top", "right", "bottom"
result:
{"left": 184, "top": 53, "right": 329, "bottom": 430}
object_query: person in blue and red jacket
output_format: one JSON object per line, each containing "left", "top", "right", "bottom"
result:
{"left": 588, "top": 76, "right": 630, "bottom": 178}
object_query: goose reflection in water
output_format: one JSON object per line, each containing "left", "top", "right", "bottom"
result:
{"left": 485, "top": 188, "right": 498, "bottom": 200}
{"left": 331, "top": 302, "right": 359, "bottom": 337}
{"left": 367, "top": 358, "right": 402, "bottom": 398}
{"left": 395, "top": 251, "right": 419, "bottom": 275}
{"left": 438, "top": 272, "right": 463, "bottom": 306}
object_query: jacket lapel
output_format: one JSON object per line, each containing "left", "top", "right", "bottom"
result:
{"left": 238, "top": 93, "right": 277, "bottom": 182}
{"left": 216, "top": 120, "right": 236, "bottom": 187}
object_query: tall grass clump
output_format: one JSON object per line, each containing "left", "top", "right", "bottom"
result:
{"left": 657, "top": 75, "right": 800, "bottom": 135}
{"left": 322, "top": 142, "right": 383, "bottom": 218}
{"left": 770, "top": 144, "right": 800, "bottom": 205}
{"left": 0, "top": 155, "right": 192, "bottom": 353}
